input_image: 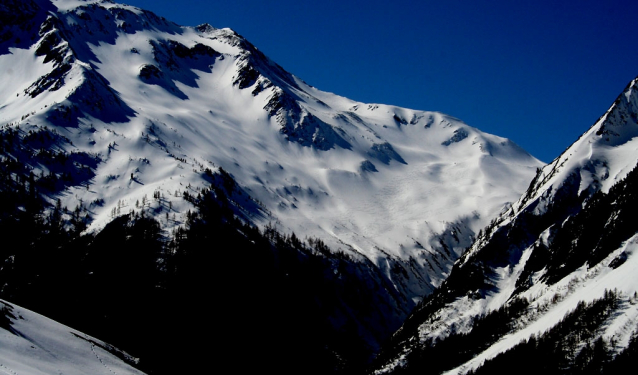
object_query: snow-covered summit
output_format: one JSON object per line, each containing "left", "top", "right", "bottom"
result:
{"left": 512, "top": 76, "right": 638, "bottom": 214}
{"left": 0, "top": 0, "right": 541, "bottom": 302}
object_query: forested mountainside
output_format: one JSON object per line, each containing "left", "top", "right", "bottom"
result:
{"left": 372, "top": 76, "right": 638, "bottom": 374}
{"left": 0, "top": 158, "right": 407, "bottom": 373}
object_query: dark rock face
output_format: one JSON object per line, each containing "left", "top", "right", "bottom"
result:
{"left": 441, "top": 128, "right": 469, "bottom": 146}
{"left": 0, "top": 0, "right": 50, "bottom": 53}
{"left": 140, "top": 39, "right": 221, "bottom": 99}
{"left": 264, "top": 89, "right": 352, "bottom": 151}
{"left": 360, "top": 160, "right": 378, "bottom": 173}
{"left": 369, "top": 142, "right": 406, "bottom": 165}
{"left": 233, "top": 60, "right": 260, "bottom": 89}
{"left": 139, "top": 64, "right": 163, "bottom": 80}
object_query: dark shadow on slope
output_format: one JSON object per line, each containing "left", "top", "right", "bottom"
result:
{"left": 216, "top": 30, "right": 352, "bottom": 152}
{"left": 22, "top": 11, "right": 137, "bottom": 126}
{"left": 0, "top": 301, "right": 17, "bottom": 334}
{"left": 359, "top": 160, "right": 378, "bottom": 173}
{"left": 264, "top": 89, "right": 352, "bottom": 151}
{"left": 138, "top": 63, "right": 188, "bottom": 100}
{"left": 368, "top": 142, "right": 407, "bottom": 165}
{"left": 32, "top": 2, "right": 184, "bottom": 66}
{"left": 0, "top": 126, "right": 101, "bottom": 207}
{"left": 55, "top": 3, "right": 120, "bottom": 65}
{"left": 211, "top": 28, "right": 302, "bottom": 92}
{"left": 45, "top": 69, "right": 137, "bottom": 127}
{"left": 138, "top": 39, "right": 221, "bottom": 100}
{"left": 31, "top": 5, "right": 118, "bottom": 68}
{"left": 0, "top": 0, "right": 56, "bottom": 55}
{"left": 517, "top": 160, "right": 638, "bottom": 288}
{"left": 202, "top": 167, "right": 267, "bottom": 222}
{"left": 110, "top": 6, "right": 183, "bottom": 36}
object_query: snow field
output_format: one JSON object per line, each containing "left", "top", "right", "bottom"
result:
{"left": 0, "top": 300, "right": 145, "bottom": 375}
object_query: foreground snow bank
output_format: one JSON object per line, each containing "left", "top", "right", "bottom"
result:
{"left": 0, "top": 299, "right": 145, "bottom": 375}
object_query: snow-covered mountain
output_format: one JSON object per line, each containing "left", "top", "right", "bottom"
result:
{"left": 0, "top": 0, "right": 540, "bottom": 300}
{"left": 373, "top": 76, "right": 638, "bottom": 374}
{"left": 0, "top": 0, "right": 545, "bottom": 372}
{"left": 1, "top": 299, "right": 146, "bottom": 375}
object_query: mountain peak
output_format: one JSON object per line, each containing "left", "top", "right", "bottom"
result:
{"left": 0, "top": 2, "right": 546, "bottom": 371}
{"left": 0, "top": 0, "right": 541, "bottom": 258}
{"left": 194, "top": 22, "right": 216, "bottom": 35}
{"left": 373, "top": 75, "right": 638, "bottom": 375}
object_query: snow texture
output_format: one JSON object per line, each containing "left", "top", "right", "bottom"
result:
{"left": 375, "top": 76, "right": 638, "bottom": 374}
{"left": 0, "top": 299, "right": 146, "bottom": 375}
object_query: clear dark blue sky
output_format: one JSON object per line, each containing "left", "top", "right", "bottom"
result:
{"left": 123, "top": 0, "right": 638, "bottom": 163}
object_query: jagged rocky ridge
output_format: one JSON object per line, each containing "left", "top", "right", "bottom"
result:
{"left": 372, "top": 76, "right": 638, "bottom": 374}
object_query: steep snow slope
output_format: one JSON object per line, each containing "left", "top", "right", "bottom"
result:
{"left": 0, "top": 0, "right": 540, "bottom": 303}
{"left": 0, "top": 299, "right": 145, "bottom": 375}
{"left": 505, "top": 76, "right": 638, "bottom": 226}
{"left": 373, "top": 76, "right": 638, "bottom": 374}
